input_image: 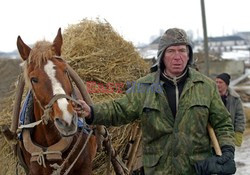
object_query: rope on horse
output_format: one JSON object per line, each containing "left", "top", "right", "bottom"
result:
{"left": 63, "top": 129, "right": 94, "bottom": 175}
{"left": 50, "top": 127, "right": 93, "bottom": 175}
{"left": 31, "top": 151, "right": 62, "bottom": 168}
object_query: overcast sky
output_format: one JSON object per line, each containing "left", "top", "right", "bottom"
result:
{"left": 0, "top": 0, "right": 249, "bottom": 52}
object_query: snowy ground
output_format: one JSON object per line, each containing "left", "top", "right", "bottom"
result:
{"left": 235, "top": 125, "right": 250, "bottom": 174}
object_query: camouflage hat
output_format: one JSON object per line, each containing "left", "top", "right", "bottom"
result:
{"left": 151, "top": 28, "right": 193, "bottom": 72}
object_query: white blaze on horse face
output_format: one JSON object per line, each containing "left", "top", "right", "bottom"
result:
{"left": 44, "top": 60, "right": 72, "bottom": 125}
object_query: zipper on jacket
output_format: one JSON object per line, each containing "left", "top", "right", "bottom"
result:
{"left": 162, "top": 69, "right": 187, "bottom": 117}
{"left": 173, "top": 77, "right": 179, "bottom": 112}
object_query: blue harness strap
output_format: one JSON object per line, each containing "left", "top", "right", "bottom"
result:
{"left": 78, "top": 118, "right": 91, "bottom": 134}
{"left": 18, "top": 90, "right": 33, "bottom": 140}
{"left": 19, "top": 90, "right": 32, "bottom": 126}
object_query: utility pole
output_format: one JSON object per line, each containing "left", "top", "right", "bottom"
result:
{"left": 200, "top": 0, "right": 210, "bottom": 76}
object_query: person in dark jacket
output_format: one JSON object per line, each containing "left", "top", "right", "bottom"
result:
{"left": 216, "top": 73, "right": 246, "bottom": 147}
{"left": 75, "top": 28, "right": 236, "bottom": 175}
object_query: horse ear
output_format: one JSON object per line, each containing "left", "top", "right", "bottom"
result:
{"left": 17, "top": 36, "right": 31, "bottom": 61}
{"left": 53, "top": 28, "right": 63, "bottom": 56}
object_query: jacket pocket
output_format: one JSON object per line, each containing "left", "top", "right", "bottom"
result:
{"left": 141, "top": 107, "right": 161, "bottom": 129}
{"left": 188, "top": 98, "right": 209, "bottom": 119}
{"left": 143, "top": 146, "right": 163, "bottom": 168}
{"left": 186, "top": 100, "right": 210, "bottom": 141}
{"left": 189, "top": 152, "right": 211, "bottom": 165}
{"left": 141, "top": 107, "right": 172, "bottom": 143}
{"left": 189, "top": 97, "right": 209, "bottom": 106}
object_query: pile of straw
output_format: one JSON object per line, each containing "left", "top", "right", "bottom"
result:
{"left": 0, "top": 89, "right": 20, "bottom": 175}
{"left": 0, "top": 18, "right": 149, "bottom": 174}
{"left": 62, "top": 18, "right": 149, "bottom": 100}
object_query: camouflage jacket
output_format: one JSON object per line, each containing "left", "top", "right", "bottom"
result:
{"left": 92, "top": 68, "right": 235, "bottom": 175}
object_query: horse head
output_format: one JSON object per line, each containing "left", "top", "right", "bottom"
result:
{"left": 17, "top": 28, "right": 78, "bottom": 137}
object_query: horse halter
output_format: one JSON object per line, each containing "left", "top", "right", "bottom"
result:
{"left": 32, "top": 56, "right": 83, "bottom": 125}
{"left": 41, "top": 93, "right": 82, "bottom": 125}
{"left": 19, "top": 56, "right": 83, "bottom": 130}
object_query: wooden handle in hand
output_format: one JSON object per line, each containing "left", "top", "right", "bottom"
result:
{"left": 207, "top": 123, "right": 222, "bottom": 156}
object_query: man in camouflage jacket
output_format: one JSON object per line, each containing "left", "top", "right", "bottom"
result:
{"left": 77, "top": 28, "right": 236, "bottom": 175}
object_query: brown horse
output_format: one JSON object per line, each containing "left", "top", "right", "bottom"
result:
{"left": 16, "top": 28, "right": 97, "bottom": 175}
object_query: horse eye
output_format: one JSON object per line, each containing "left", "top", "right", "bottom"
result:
{"left": 30, "top": 77, "right": 38, "bottom": 84}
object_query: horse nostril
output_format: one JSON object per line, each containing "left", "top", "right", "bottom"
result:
{"left": 55, "top": 117, "right": 68, "bottom": 127}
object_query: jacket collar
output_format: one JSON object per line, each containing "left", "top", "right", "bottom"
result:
{"left": 228, "top": 87, "right": 240, "bottom": 98}
{"left": 142, "top": 67, "right": 204, "bottom": 85}
{"left": 140, "top": 68, "right": 205, "bottom": 112}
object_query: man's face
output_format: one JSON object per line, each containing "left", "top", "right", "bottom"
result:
{"left": 216, "top": 78, "right": 228, "bottom": 96}
{"left": 163, "top": 45, "right": 189, "bottom": 77}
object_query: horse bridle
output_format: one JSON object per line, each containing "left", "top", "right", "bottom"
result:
{"left": 30, "top": 56, "right": 83, "bottom": 125}
{"left": 18, "top": 56, "right": 88, "bottom": 130}
{"left": 41, "top": 93, "right": 82, "bottom": 125}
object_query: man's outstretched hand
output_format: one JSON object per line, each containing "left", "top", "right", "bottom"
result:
{"left": 73, "top": 100, "right": 91, "bottom": 119}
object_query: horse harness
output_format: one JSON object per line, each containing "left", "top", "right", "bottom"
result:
{"left": 10, "top": 57, "right": 128, "bottom": 175}
{"left": 18, "top": 92, "right": 93, "bottom": 174}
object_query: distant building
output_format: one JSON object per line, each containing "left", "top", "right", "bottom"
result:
{"left": 137, "top": 37, "right": 159, "bottom": 60}
{"left": 208, "top": 35, "right": 247, "bottom": 53}
{"left": 237, "top": 32, "right": 250, "bottom": 44}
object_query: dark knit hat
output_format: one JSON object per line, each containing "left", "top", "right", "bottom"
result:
{"left": 216, "top": 73, "right": 231, "bottom": 85}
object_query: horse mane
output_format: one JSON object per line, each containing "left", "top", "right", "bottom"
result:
{"left": 28, "top": 41, "right": 56, "bottom": 67}
{"left": 21, "top": 40, "right": 56, "bottom": 87}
